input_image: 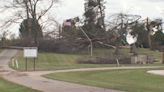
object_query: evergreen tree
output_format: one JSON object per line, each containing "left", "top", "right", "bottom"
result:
{"left": 84, "top": 0, "right": 106, "bottom": 37}
{"left": 19, "top": 18, "right": 43, "bottom": 46}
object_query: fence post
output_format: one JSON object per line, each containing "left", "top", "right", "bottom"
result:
{"left": 162, "top": 51, "right": 164, "bottom": 64}
{"left": 15, "top": 59, "right": 19, "bottom": 69}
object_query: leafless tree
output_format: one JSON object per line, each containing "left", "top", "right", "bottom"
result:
{"left": 43, "top": 17, "right": 61, "bottom": 39}
{"left": 0, "top": 0, "right": 59, "bottom": 46}
{"left": 106, "top": 13, "right": 141, "bottom": 54}
{"left": 105, "top": 13, "right": 141, "bottom": 65}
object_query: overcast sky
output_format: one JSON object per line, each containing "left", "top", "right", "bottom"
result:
{"left": 1, "top": 0, "right": 164, "bottom": 36}
{"left": 54, "top": 0, "right": 164, "bottom": 23}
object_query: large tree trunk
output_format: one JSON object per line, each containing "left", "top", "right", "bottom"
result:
{"left": 24, "top": 0, "right": 32, "bottom": 46}
{"left": 146, "top": 18, "right": 153, "bottom": 50}
{"left": 130, "top": 44, "right": 137, "bottom": 56}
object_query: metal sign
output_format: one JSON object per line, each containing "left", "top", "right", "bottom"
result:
{"left": 23, "top": 47, "right": 38, "bottom": 71}
{"left": 24, "top": 47, "right": 38, "bottom": 58}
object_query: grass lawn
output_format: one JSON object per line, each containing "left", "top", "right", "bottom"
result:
{"left": 11, "top": 50, "right": 115, "bottom": 71}
{"left": 0, "top": 77, "right": 39, "bottom": 92}
{"left": 45, "top": 69, "right": 164, "bottom": 92}
{"left": 11, "top": 48, "right": 163, "bottom": 71}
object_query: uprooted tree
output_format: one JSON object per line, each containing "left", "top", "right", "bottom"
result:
{"left": 107, "top": 13, "right": 141, "bottom": 54}
{"left": 130, "top": 18, "right": 163, "bottom": 50}
{"left": 59, "top": 0, "right": 107, "bottom": 53}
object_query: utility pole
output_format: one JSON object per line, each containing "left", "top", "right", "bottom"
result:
{"left": 79, "top": 27, "right": 93, "bottom": 57}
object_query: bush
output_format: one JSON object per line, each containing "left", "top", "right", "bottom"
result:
{"left": 78, "top": 56, "right": 131, "bottom": 64}
{"left": 38, "top": 39, "right": 80, "bottom": 53}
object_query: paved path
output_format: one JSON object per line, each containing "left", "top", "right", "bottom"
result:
{"left": 0, "top": 49, "right": 124, "bottom": 92}
{"left": 0, "top": 49, "right": 164, "bottom": 92}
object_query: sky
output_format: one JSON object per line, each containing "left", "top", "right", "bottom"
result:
{"left": 54, "top": 0, "right": 164, "bottom": 23}
{"left": 0, "top": 0, "right": 164, "bottom": 36}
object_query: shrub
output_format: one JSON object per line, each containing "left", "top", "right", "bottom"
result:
{"left": 78, "top": 56, "right": 131, "bottom": 64}
{"left": 38, "top": 39, "right": 80, "bottom": 53}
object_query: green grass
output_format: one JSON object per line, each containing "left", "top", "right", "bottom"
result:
{"left": 135, "top": 48, "right": 162, "bottom": 62}
{"left": 0, "top": 77, "right": 39, "bottom": 92}
{"left": 11, "top": 48, "right": 163, "bottom": 71}
{"left": 11, "top": 50, "right": 115, "bottom": 71}
{"left": 45, "top": 69, "right": 164, "bottom": 92}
